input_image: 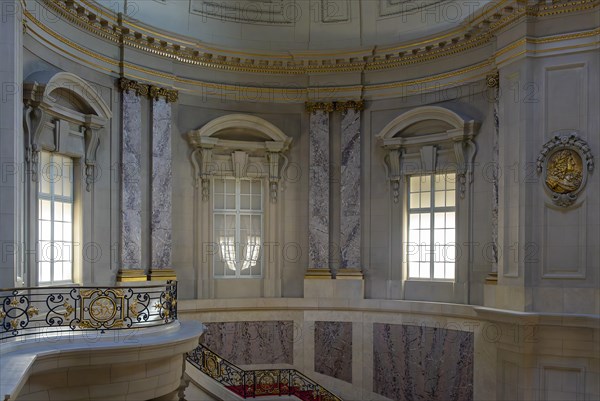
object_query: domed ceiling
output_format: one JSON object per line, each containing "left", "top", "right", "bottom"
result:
{"left": 94, "top": 0, "right": 491, "bottom": 51}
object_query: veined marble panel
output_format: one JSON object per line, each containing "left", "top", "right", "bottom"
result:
{"left": 309, "top": 110, "right": 330, "bottom": 269}
{"left": 202, "top": 321, "right": 294, "bottom": 365}
{"left": 340, "top": 109, "right": 361, "bottom": 269}
{"left": 120, "top": 91, "right": 142, "bottom": 269}
{"left": 314, "top": 321, "right": 352, "bottom": 383}
{"left": 373, "top": 323, "right": 474, "bottom": 401}
{"left": 151, "top": 98, "right": 172, "bottom": 269}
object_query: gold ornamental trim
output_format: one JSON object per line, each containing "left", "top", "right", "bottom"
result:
{"left": 305, "top": 100, "right": 364, "bottom": 114}
{"left": 38, "top": 0, "right": 599, "bottom": 76}
{"left": 118, "top": 78, "right": 178, "bottom": 102}
{"left": 486, "top": 71, "right": 500, "bottom": 89}
{"left": 116, "top": 269, "right": 148, "bottom": 282}
{"left": 148, "top": 269, "right": 177, "bottom": 281}
{"left": 304, "top": 268, "right": 332, "bottom": 279}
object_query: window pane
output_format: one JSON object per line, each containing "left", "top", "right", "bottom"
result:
{"left": 446, "top": 173, "right": 456, "bottom": 189}
{"left": 434, "top": 191, "right": 445, "bottom": 207}
{"left": 251, "top": 195, "right": 261, "bottom": 211}
{"left": 420, "top": 263, "right": 430, "bottom": 279}
{"left": 40, "top": 200, "right": 51, "bottom": 220}
{"left": 251, "top": 180, "right": 261, "bottom": 195}
{"left": 241, "top": 180, "right": 251, "bottom": 195}
{"left": 446, "top": 191, "right": 455, "bottom": 207}
{"left": 420, "top": 192, "right": 430, "bottom": 208}
{"left": 433, "top": 263, "right": 445, "bottom": 279}
{"left": 409, "top": 214, "right": 420, "bottom": 229}
{"left": 214, "top": 179, "right": 225, "bottom": 194}
{"left": 225, "top": 179, "right": 236, "bottom": 195}
{"left": 421, "top": 175, "right": 431, "bottom": 190}
{"left": 54, "top": 222, "right": 64, "bottom": 241}
{"left": 445, "top": 263, "right": 455, "bottom": 279}
{"left": 409, "top": 194, "right": 420, "bottom": 209}
{"left": 226, "top": 195, "right": 235, "bottom": 209}
{"left": 54, "top": 262, "right": 64, "bottom": 282}
{"left": 445, "top": 212, "right": 455, "bottom": 228}
{"left": 39, "top": 262, "right": 51, "bottom": 283}
{"left": 434, "top": 213, "right": 445, "bottom": 229}
{"left": 434, "top": 176, "right": 446, "bottom": 191}
{"left": 55, "top": 203, "right": 63, "bottom": 222}
{"left": 62, "top": 262, "right": 72, "bottom": 281}
{"left": 240, "top": 195, "right": 251, "bottom": 210}
{"left": 410, "top": 176, "right": 421, "bottom": 193}
{"left": 40, "top": 221, "right": 52, "bottom": 241}
{"left": 420, "top": 213, "right": 430, "bottom": 229}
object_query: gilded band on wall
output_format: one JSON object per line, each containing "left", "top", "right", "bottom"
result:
{"left": 537, "top": 132, "right": 594, "bottom": 207}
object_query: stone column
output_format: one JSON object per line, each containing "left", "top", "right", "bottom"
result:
{"left": 339, "top": 107, "right": 361, "bottom": 271}
{"left": 149, "top": 97, "right": 174, "bottom": 281}
{"left": 307, "top": 107, "right": 331, "bottom": 277}
{"left": 118, "top": 89, "right": 144, "bottom": 281}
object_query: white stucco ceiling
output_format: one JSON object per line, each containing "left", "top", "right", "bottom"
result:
{"left": 94, "top": 0, "right": 492, "bottom": 51}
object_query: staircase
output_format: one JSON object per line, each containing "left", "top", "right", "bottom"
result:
{"left": 186, "top": 344, "right": 342, "bottom": 401}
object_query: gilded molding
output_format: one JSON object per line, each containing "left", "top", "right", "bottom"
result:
{"left": 118, "top": 78, "right": 178, "bottom": 102}
{"left": 305, "top": 102, "right": 335, "bottom": 113}
{"left": 335, "top": 100, "right": 365, "bottom": 113}
{"left": 149, "top": 85, "right": 179, "bottom": 103}
{"left": 486, "top": 71, "right": 500, "bottom": 88}
{"left": 306, "top": 100, "right": 364, "bottom": 113}
{"left": 118, "top": 77, "right": 149, "bottom": 97}
{"left": 36, "top": 0, "right": 599, "bottom": 76}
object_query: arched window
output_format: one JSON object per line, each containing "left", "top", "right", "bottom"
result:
{"left": 377, "top": 106, "right": 479, "bottom": 302}
{"left": 22, "top": 72, "right": 111, "bottom": 286}
{"left": 187, "top": 114, "right": 292, "bottom": 297}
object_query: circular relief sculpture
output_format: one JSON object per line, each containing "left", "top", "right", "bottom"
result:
{"left": 89, "top": 296, "right": 117, "bottom": 322}
{"left": 536, "top": 132, "right": 594, "bottom": 207}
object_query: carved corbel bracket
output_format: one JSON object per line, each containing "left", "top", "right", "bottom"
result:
{"left": 383, "top": 148, "right": 404, "bottom": 203}
{"left": 23, "top": 83, "right": 45, "bottom": 182}
{"left": 199, "top": 147, "right": 214, "bottom": 201}
{"left": 266, "top": 152, "right": 287, "bottom": 203}
{"left": 453, "top": 139, "right": 477, "bottom": 199}
{"left": 83, "top": 116, "right": 104, "bottom": 192}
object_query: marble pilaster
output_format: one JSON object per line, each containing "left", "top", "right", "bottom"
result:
{"left": 120, "top": 91, "right": 142, "bottom": 269}
{"left": 151, "top": 98, "right": 172, "bottom": 269}
{"left": 308, "top": 110, "right": 330, "bottom": 270}
{"left": 340, "top": 109, "right": 361, "bottom": 269}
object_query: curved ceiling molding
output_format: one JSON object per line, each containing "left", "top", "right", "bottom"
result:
{"left": 37, "top": 0, "right": 600, "bottom": 75}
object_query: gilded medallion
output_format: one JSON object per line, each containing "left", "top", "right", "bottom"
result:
{"left": 545, "top": 149, "right": 583, "bottom": 194}
{"left": 536, "top": 132, "right": 594, "bottom": 207}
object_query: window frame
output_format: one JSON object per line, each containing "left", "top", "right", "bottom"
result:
{"left": 212, "top": 177, "right": 264, "bottom": 279}
{"left": 406, "top": 172, "right": 457, "bottom": 282}
{"left": 37, "top": 151, "right": 75, "bottom": 285}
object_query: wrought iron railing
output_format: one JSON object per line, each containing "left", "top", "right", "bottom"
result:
{"left": 187, "top": 344, "right": 342, "bottom": 401}
{"left": 0, "top": 281, "right": 177, "bottom": 341}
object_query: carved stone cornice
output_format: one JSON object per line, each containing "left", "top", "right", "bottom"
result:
{"left": 39, "top": 0, "right": 597, "bottom": 76}
{"left": 118, "top": 78, "right": 178, "bottom": 102}
{"left": 306, "top": 100, "right": 364, "bottom": 114}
